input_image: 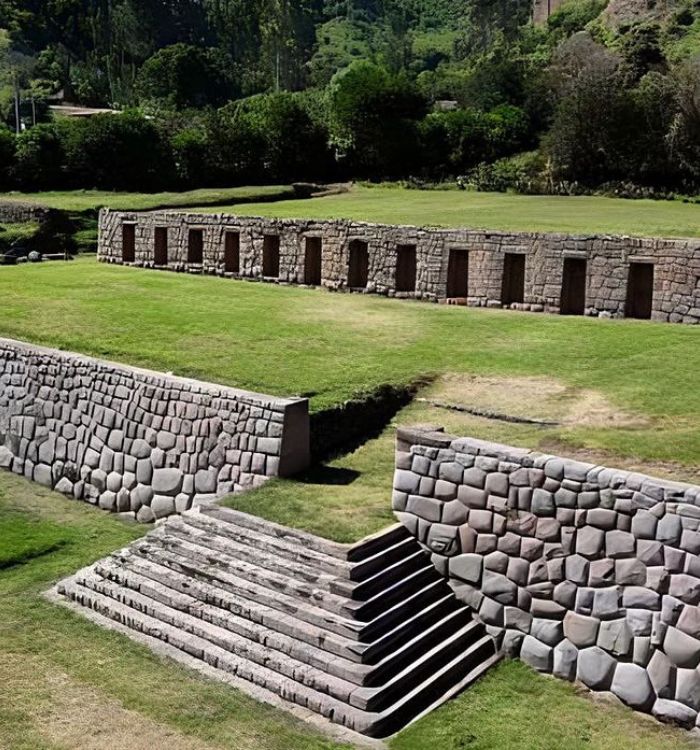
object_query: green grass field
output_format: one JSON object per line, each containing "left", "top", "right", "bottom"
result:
{"left": 199, "top": 184, "right": 700, "bottom": 238}
{"left": 3, "top": 256, "right": 700, "bottom": 468}
{"left": 1, "top": 472, "right": 694, "bottom": 750}
{"left": 0, "top": 185, "right": 294, "bottom": 213}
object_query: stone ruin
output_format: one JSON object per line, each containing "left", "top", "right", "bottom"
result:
{"left": 99, "top": 209, "right": 700, "bottom": 324}
{"left": 394, "top": 425, "right": 700, "bottom": 728}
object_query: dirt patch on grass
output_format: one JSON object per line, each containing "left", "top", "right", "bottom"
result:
{"left": 1, "top": 651, "right": 219, "bottom": 750}
{"left": 427, "top": 374, "right": 650, "bottom": 430}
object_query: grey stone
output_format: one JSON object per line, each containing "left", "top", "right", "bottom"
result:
{"left": 605, "top": 530, "right": 635, "bottom": 559}
{"left": 664, "top": 626, "right": 700, "bottom": 668}
{"left": 669, "top": 574, "right": 700, "bottom": 605}
{"left": 520, "top": 635, "right": 553, "bottom": 672}
{"left": 553, "top": 638, "right": 578, "bottom": 681}
{"left": 597, "top": 619, "right": 632, "bottom": 656}
{"left": 577, "top": 526, "right": 604, "bottom": 559}
{"left": 457, "top": 485, "right": 487, "bottom": 509}
{"left": 406, "top": 495, "right": 442, "bottom": 522}
{"left": 54, "top": 476, "right": 73, "bottom": 494}
{"left": 577, "top": 646, "right": 616, "bottom": 690}
{"left": 152, "top": 468, "right": 183, "bottom": 496}
{"left": 622, "top": 586, "right": 660, "bottom": 610}
{"left": 588, "top": 508, "right": 617, "bottom": 530}
{"left": 482, "top": 571, "right": 517, "bottom": 605}
{"left": 615, "top": 558, "right": 647, "bottom": 586}
{"left": 449, "top": 553, "right": 482, "bottom": 584}
{"left": 502, "top": 629, "right": 525, "bottom": 657}
{"left": 652, "top": 698, "right": 697, "bottom": 728}
{"left": 531, "top": 617, "right": 563, "bottom": 646}
{"left": 151, "top": 494, "right": 175, "bottom": 518}
{"left": 657, "top": 514, "right": 683, "bottom": 546}
{"left": 532, "top": 489, "right": 555, "bottom": 516}
{"left": 648, "top": 649, "right": 676, "bottom": 699}
{"left": 394, "top": 469, "right": 420, "bottom": 493}
{"left": 677, "top": 606, "right": 700, "bottom": 639}
{"left": 504, "top": 606, "right": 532, "bottom": 632}
{"left": 563, "top": 611, "right": 599, "bottom": 647}
{"left": 611, "top": 663, "right": 654, "bottom": 710}
{"left": 632, "top": 510, "right": 658, "bottom": 539}
{"left": 676, "top": 668, "right": 700, "bottom": 711}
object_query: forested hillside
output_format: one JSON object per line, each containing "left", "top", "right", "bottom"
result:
{"left": 0, "top": 0, "right": 698, "bottom": 194}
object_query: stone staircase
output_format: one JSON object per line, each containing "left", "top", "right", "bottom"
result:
{"left": 55, "top": 506, "right": 499, "bottom": 738}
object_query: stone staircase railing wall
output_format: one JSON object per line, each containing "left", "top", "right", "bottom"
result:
{"left": 393, "top": 425, "right": 700, "bottom": 729}
{"left": 98, "top": 209, "right": 700, "bottom": 324}
{"left": 0, "top": 337, "right": 310, "bottom": 521}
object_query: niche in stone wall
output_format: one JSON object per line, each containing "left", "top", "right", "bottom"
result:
{"left": 501, "top": 253, "right": 525, "bottom": 306}
{"left": 224, "top": 231, "right": 240, "bottom": 273}
{"left": 154, "top": 227, "right": 168, "bottom": 266}
{"left": 188, "top": 228, "right": 204, "bottom": 264}
{"left": 446, "top": 248, "right": 469, "bottom": 298}
{"left": 561, "top": 257, "right": 587, "bottom": 315}
{"left": 396, "top": 244, "right": 417, "bottom": 293}
{"left": 263, "top": 235, "right": 280, "bottom": 278}
{"left": 348, "top": 240, "right": 369, "bottom": 288}
{"left": 304, "top": 237, "right": 322, "bottom": 285}
{"left": 122, "top": 224, "right": 136, "bottom": 263}
{"left": 626, "top": 262, "right": 654, "bottom": 319}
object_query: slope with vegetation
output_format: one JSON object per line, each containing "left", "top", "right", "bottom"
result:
{"left": 0, "top": 0, "right": 697, "bottom": 196}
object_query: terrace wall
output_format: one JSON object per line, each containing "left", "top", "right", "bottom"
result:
{"left": 393, "top": 425, "right": 700, "bottom": 728}
{"left": 98, "top": 209, "right": 700, "bottom": 324}
{"left": 0, "top": 337, "right": 310, "bottom": 521}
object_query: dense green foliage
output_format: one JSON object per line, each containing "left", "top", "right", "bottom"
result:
{"left": 0, "top": 0, "right": 699, "bottom": 192}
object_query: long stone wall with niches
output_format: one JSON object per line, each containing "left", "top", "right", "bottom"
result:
{"left": 97, "top": 208, "right": 700, "bottom": 323}
{"left": 393, "top": 425, "right": 700, "bottom": 729}
{"left": 0, "top": 337, "right": 310, "bottom": 521}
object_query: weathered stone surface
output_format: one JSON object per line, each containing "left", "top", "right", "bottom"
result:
{"left": 577, "top": 646, "right": 616, "bottom": 690}
{"left": 520, "top": 635, "right": 552, "bottom": 672}
{"left": 611, "top": 663, "right": 654, "bottom": 710}
{"left": 664, "top": 627, "right": 700, "bottom": 668}
{"left": 652, "top": 698, "right": 697, "bottom": 728}
{"left": 553, "top": 639, "right": 578, "bottom": 681}
{"left": 563, "top": 611, "right": 599, "bottom": 648}
{"left": 0, "top": 338, "right": 308, "bottom": 523}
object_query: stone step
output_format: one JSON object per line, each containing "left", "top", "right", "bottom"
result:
{"left": 93, "top": 554, "right": 367, "bottom": 662}
{"left": 159, "top": 519, "right": 342, "bottom": 592}
{"left": 132, "top": 534, "right": 351, "bottom": 616}
{"left": 346, "top": 523, "right": 412, "bottom": 563}
{"left": 341, "top": 564, "right": 443, "bottom": 620}
{"left": 331, "top": 549, "right": 430, "bottom": 600}
{"left": 57, "top": 577, "right": 381, "bottom": 736}
{"left": 179, "top": 512, "right": 349, "bottom": 578}
{"left": 59, "top": 574, "right": 496, "bottom": 734}
{"left": 54, "top": 511, "right": 502, "bottom": 738}
{"left": 199, "top": 506, "right": 349, "bottom": 560}
{"left": 350, "top": 621, "right": 488, "bottom": 711}
{"left": 92, "top": 556, "right": 473, "bottom": 690}
{"left": 75, "top": 568, "right": 371, "bottom": 690}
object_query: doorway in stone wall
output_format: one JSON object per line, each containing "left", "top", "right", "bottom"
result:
{"left": 263, "top": 235, "right": 280, "bottom": 278}
{"left": 396, "top": 244, "right": 417, "bottom": 293}
{"left": 122, "top": 224, "right": 135, "bottom": 263}
{"left": 560, "top": 258, "right": 587, "bottom": 315}
{"left": 304, "top": 237, "right": 322, "bottom": 285}
{"left": 224, "top": 231, "right": 240, "bottom": 273}
{"left": 154, "top": 227, "right": 168, "bottom": 265}
{"left": 348, "top": 240, "right": 369, "bottom": 288}
{"left": 501, "top": 253, "right": 525, "bottom": 306}
{"left": 446, "top": 248, "right": 469, "bottom": 298}
{"left": 188, "top": 229, "right": 203, "bottom": 264}
{"left": 626, "top": 262, "right": 654, "bottom": 319}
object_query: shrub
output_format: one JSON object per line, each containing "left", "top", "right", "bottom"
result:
{"left": 13, "top": 123, "right": 64, "bottom": 190}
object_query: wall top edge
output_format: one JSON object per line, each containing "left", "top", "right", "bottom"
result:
{"left": 0, "top": 336, "right": 307, "bottom": 411}
{"left": 98, "top": 207, "right": 700, "bottom": 246}
{"left": 396, "top": 425, "right": 698, "bottom": 499}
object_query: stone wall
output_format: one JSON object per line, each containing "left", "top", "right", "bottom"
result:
{"left": 0, "top": 337, "right": 310, "bottom": 521}
{"left": 98, "top": 209, "right": 700, "bottom": 324}
{"left": 0, "top": 201, "right": 50, "bottom": 224}
{"left": 393, "top": 426, "right": 700, "bottom": 728}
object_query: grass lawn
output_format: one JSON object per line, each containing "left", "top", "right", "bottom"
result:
{"left": 198, "top": 184, "right": 700, "bottom": 238}
{"left": 0, "top": 185, "right": 294, "bottom": 213}
{"left": 3, "top": 256, "right": 700, "bottom": 469}
{"left": 1, "top": 472, "right": 696, "bottom": 750}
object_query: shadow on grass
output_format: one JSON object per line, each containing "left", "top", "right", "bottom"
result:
{"left": 294, "top": 465, "right": 361, "bottom": 486}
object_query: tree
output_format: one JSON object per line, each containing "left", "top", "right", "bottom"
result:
{"left": 328, "top": 60, "right": 426, "bottom": 175}
{"left": 136, "top": 43, "right": 236, "bottom": 110}
{"left": 13, "top": 122, "right": 64, "bottom": 189}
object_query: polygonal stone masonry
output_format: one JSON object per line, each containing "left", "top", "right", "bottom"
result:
{"left": 394, "top": 425, "right": 700, "bottom": 732}
{"left": 0, "top": 338, "right": 310, "bottom": 522}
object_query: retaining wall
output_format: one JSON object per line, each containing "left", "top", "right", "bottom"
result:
{"left": 0, "top": 201, "right": 50, "bottom": 224}
{"left": 393, "top": 425, "right": 700, "bottom": 728}
{"left": 98, "top": 209, "right": 700, "bottom": 324}
{"left": 0, "top": 338, "right": 310, "bottom": 521}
